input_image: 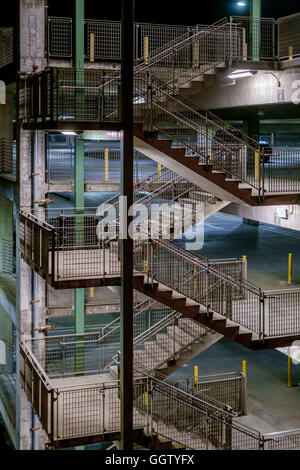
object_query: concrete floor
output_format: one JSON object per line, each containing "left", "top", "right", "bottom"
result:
{"left": 177, "top": 211, "right": 300, "bottom": 291}
{"left": 170, "top": 337, "right": 300, "bottom": 434}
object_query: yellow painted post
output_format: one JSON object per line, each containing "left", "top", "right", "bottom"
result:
{"left": 157, "top": 163, "right": 162, "bottom": 182}
{"left": 194, "top": 259, "right": 198, "bottom": 292}
{"left": 242, "top": 360, "right": 247, "bottom": 376}
{"left": 143, "top": 391, "right": 148, "bottom": 406}
{"left": 143, "top": 260, "right": 148, "bottom": 276}
{"left": 193, "top": 40, "right": 200, "bottom": 67}
{"left": 289, "top": 46, "right": 294, "bottom": 61}
{"left": 288, "top": 253, "right": 293, "bottom": 284}
{"left": 255, "top": 151, "right": 260, "bottom": 181}
{"left": 243, "top": 255, "right": 247, "bottom": 262}
{"left": 194, "top": 365, "right": 199, "bottom": 394}
{"left": 104, "top": 148, "right": 109, "bottom": 182}
{"left": 288, "top": 356, "right": 292, "bottom": 388}
{"left": 144, "top": 36, "right": 149, "bottom": 65}
{"left": 88, "top": 288, "right": 95, "bottom": 299}
{"left": 243, "top": 43, "right": 248, "bottom": 61}
{"left": 90, "top": 33, "right": 95, "bottom": 62}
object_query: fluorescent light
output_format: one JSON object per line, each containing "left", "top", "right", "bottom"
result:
{"left": 61, "top": 131, "right": 77, "bottom": 136}
{"left": 228, "top": 70, "right": 256, "bottom": 79}
{"left": 237, "top": 1, "right": 246, "bottom": 6}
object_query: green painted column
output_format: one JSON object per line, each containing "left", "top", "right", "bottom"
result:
{"left": 74, "top": 0, "right": 85, "bottom": 341}
{"left": 250, "top": 0, "right": 261, "bottom": 61}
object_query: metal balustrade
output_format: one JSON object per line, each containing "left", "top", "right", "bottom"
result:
{"left": 20, "top": 338, "right": 300, "bottom": 450}
{"left": 20, "top": 68, "right": 121, "bottom": 124}
{"left": 47, "top": 15, "right": 278, "bottom": 65}
{"left": 48, "top": 17, "right": 73, "bottom": 58}
{"left": 20, "top": 204, "right": 300, "bottom": 341}
{"left": 230, "top": 16, "right": 276, "bottom": 61}
{"left": 277, "top": 13, "right": 300, "bottom": 60}
{"left": 174, "top": 372, "right": 246, "bottom": 415}
{"left": 134, "top": 75, "right": 262, "bottom": 194}
{"left": 47, "top": 142, "right": 158, "bottom": 185}
{"left": 0, "top": 27, "right": 13, "bottom": 69}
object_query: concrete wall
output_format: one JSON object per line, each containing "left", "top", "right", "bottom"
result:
{"left": 20, "top": 0, "right": 46, "bottom": 74}
{"left": 193, "top": 68, "right": 300, "bottom": 110}
{"left": 222, "top": 203, "right": 300, "bottom": 232}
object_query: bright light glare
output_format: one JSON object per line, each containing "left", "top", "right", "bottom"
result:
{"left": 61, "top": 131, "right": 77, "bottom": 136}
{"left": 228, "top": 69, "right": 254, "bottom": 79}
{"left": 237, "top": 2, "right": 246, "bottom": 6}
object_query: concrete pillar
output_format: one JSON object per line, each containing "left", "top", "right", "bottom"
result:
{"left": 0, "top": 195, "right": 13, "bottom": 275}
{"left": 19, "top": 0, "right": 46, "bottom": 73}
{"left": 244, "top": 117, "right": 260, "bottom": 141}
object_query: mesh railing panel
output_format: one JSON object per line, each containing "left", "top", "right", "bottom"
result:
{"left": 278, "top": 13, "right": 300, "bottom": 60}
{"left": 48, "top": 17, "right": 72, "bottom": 58}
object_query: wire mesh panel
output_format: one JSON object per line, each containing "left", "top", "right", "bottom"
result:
{"left": 175, "top": 372, "right": 245, "bottom": 415}
{"left": 230, "top": 17, "right": 275, "bottom": 61}
{"left": 278, "top": 13, "right": 300, "bottom": 60}
{"left": 48, "top": 17, "right": 73, "bottom": 58}
{"left": 264, "top": 431, "right": 300, "bottom": 450}
{"left": 265, "top": 290, "right": 300, "bottom": 337}
{"left": 0, "top": 27, "right": 13, "bottom": 69}
{"left": 139, "top": 23, "right": 195, "bottom": 59}
{"left": 263, "top": 148, "right": 300, "bottom": 194}
{"left": 86, "top": 20, "right": 121, "bottom": 61}
{"left": 47, "top": 140, "right": 74, "bottom": 183}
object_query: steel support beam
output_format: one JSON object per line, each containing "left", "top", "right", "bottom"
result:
{"left": 120, "top": 0, "right": 134, "bottom": 451}
{"left": 74, "top": 0, "right": 85, "bottom": 341}
{"left": 250, "top": 0, "right": 261, "bottom": 61}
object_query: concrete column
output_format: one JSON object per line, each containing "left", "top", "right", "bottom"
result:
{"left": 244, "top": 117, "right": 260, "bottom": 141}
{"left": 19, "top": 0, "right": 46, "bottom": 73}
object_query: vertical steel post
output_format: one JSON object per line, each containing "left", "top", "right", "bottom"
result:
{"left": 250, "top": 0, "right": 261, "bottom": 61}
{"left": 74, "top": 0, "right": 85, "bottom": 343}
{"left": 120, "top": 0, "right": 134, "bottom": 451}
{"left": 288, "top": 356, "right": 293, "bottom": 388}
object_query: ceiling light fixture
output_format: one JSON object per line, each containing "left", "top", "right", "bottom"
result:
{"left": 228, "top": 69, "right": 257, "bottom": 79}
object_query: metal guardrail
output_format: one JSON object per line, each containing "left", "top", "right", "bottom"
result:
{"left": 20, "top": 339, "right": 300, "bottom": 450}
{"left": 230, "top": 16, "right": 276, "bottom": 62}
{"left": 278, "top": 13, "right": 300, "bottom": 60}
{"left": 174, "top": 372, "right": 246, "bottom": 416}
{"left": 20, "top": 339, "right": 259, "bottom": 450}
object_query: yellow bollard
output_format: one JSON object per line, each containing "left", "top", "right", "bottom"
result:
{"left": 104, "top": 148, "right": 109, "bottom": 182}
{"left": 90, "top": 33, "right": 95, "bottom": 62}
{"left": 194, "top": 365, "right": 199, "bottom": 394}
{"left": 243, "top": 42, "right": 248, "bottom": 61}
{"left": 144, "top": 36, "right": 149, "bottom": 65}
{"left": 288, "top": 356, "right": 292, "bottom": 388}
{"left": 242, "top": 360, "right": 247, "bottom": 376}
{"left": 88, "top": 287, "right": 95, "bottom": 299}
{"left": 194, "top": 259, "right": 198, "bottom": 292}
{"left": 143, "top": 260, "right": 148, "bottom": 276}
{"left": 255, "top": 151, "right": 260, "bottom": 181}
{"left": 288, "top": 253, "right": 293, "bottom": 284}
{"left": 157, "top": 163, "right": 162, "bottom": 182}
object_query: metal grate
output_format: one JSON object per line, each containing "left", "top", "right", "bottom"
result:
{"left": 48, "top": 17, "right": 73, "bottom": 58}
{"left": 86, "top": 20, "right": 121, "bottom": 61}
